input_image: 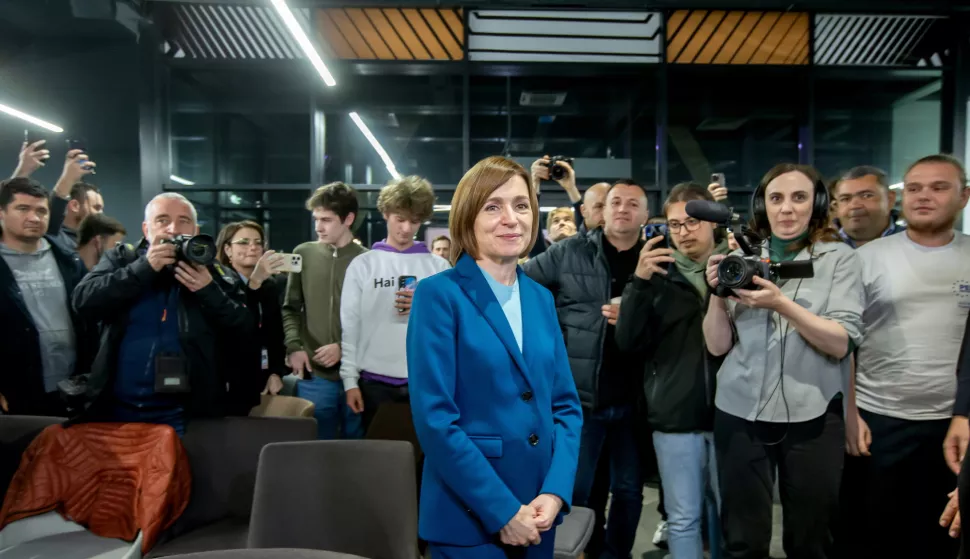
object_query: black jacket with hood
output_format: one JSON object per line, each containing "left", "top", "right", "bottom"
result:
{"left": 614, "top": 247, "right": 728, "bottom": 433}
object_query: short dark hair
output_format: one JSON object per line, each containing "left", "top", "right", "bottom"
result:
{"left": 431, "top": 235, "right": 451, "bottom": 247}
{"left": 606, "top": 179, "right": 648, "bottom": 201}
{"left": 0, "top": 177, "right": 48, "bottom": 209}
{"left": 905, "top": 154, "right": 968, "bottom": 187}
{"left": 305, "top": 182, "right": 359, "bottom": 221}
{"left": 70, "top": 181, "right": 100, "bottom": 203}
{"left": 663, "top": 182, "right": 713, "bottom": 217}
{"left": 836, "top": 166, "right": 889, "bottom": 193}
{"left": 663, "top": 182, "right": 725, "bottom": 242}
{"left": 77, "top": 213, "right": 126, "bottom": 247}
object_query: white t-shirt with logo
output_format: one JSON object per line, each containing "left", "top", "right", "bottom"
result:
{"left": 856, "top": 231, "right": 970, "bottom": 420}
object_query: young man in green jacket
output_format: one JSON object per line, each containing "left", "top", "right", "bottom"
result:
{"left": 282, "top": 182, "right": 367, "bottom": 439}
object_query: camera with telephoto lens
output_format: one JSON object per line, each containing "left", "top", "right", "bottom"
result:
{"left": 543, "top": 156, "right": 574, "bottom": 181}
{"left": 161, "top": 234, "right": 217, "bottom": 266}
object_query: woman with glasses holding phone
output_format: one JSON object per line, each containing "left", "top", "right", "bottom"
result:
{"left": 216, "top": 221, "right": 287, "bottom": 414}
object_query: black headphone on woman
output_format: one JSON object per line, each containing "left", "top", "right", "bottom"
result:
{"left": 749, "top": 165, "right": 831, "bottom": 233}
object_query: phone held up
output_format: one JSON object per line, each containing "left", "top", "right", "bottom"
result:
{"left": 397, "top": 275, "right": 418, "bottom": 314}
{"left": 711, "top": 173, "right": 726, "bottom": 188}
{"left": 277, "top": 253, "right": 303, "bottom": 274}
{"left": 643, "top": 223, "right": 669, "bottom": 250}
{"left": 66, "top": 137, "right": 96, "bottom": 175}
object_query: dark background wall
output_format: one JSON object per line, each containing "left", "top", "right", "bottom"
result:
{"left": 0, "top": 38, "right": 143, "bottom": 238}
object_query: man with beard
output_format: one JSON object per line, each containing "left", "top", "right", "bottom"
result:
{"left": 849, "top": 154, "right": 970, "bottom": 558}
{"left": 833, "top": 166, "right": 904, "bottom": 248}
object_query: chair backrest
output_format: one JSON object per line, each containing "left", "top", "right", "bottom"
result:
{"left": 248, "top": 440, "right": 417, "bottom": 559}
{"left": 250, "top": 395, "right": 315, "bottom": 418}
{"left": 165, "top": 416, "right": 317, "bottom": 538}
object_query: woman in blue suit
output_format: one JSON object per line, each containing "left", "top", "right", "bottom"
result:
{"left": 407, "top": 156, "right": 583, "bottom": 559}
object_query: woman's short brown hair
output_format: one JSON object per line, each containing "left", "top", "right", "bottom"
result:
{"left": 448, "top": 156, "right": 539, "bottom": 265}
{"left": 216, "top": 220, "right": 264, "bottom": 267}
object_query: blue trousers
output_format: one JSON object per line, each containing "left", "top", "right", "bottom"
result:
{"left": 429, "top": 530, "right": 556, "bottom": 559}
{"left": 295, "top": 376, "right": 363, "bottom": 440}
{"left": 653, "top": 431, "right": 721, "bottom": 559}
{"left": 572, "top": 405, "right": 641, "bottom": 559}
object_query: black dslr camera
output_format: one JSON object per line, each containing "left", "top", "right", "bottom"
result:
{"left": 542, "top": 156, "right": 574, "bottom": 181}
{"left": 161, "top": 234, "right": 217, "bottom": 266}
{"left": 684, "top": 200, "right": 813, "bottom": 297}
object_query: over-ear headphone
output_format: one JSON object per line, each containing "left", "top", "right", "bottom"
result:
{"left": 750, "top": 170, "right": 830, "bottom": 233}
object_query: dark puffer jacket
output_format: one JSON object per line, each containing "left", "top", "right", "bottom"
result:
{"left": 522, "top": 228, "right": 613, "bottom": 410}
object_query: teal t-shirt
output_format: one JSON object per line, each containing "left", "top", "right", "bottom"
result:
{"left": 481, "top": 267, "right": 523, "bottom": 352}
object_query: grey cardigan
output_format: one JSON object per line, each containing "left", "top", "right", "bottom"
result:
{"left": 714, "top": 241, "right": 864, "bottom": 423}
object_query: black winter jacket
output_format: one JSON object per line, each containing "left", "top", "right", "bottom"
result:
{"left": 72, "top": 240, "right": 257, "bottom": 421}
{"left": 614, "top": 264, "right": 725, "bottom": 433}
{"left": 0, "top": 236, "right": 93, "bottom": 415}
{"left": 522, "top": 228, "right": 618, "bottom": 410}
{"left": 225, "top": 272, "right": 287, "bottom": 415}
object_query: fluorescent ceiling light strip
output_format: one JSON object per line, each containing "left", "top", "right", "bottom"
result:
{"left": 269, "top": 0, "right": 336, "bottom": 86}
{"left": 170, "top": 174, "right": 195, "bottom": 186}
{"left": 350, "top": 112, "right": 401, "bottom": 180}
{"left": 0, "top": 103, "right": 63, "bottom": 133}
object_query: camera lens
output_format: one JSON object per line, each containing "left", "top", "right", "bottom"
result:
{"left": 722, "top": 260, "right": 744, "bottom": 283}
{"left": 183, "top": 235, "right": 216, "bottom": 266}
{"left": 718, "top": 255, "right": 754, "bottom": 290}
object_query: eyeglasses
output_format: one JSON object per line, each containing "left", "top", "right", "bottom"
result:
{"left": 230, "top": 238, "right": 264, "bottom": 247}
{"left": 666, "top": 218, "right": 702, "bottom": 233}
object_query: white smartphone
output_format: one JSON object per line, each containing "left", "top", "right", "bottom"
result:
{"left": 277, "top": 253, "right": 303, "bottom": 273}
{"left": 711, "top": 173, "right": 726, "bottom": 188}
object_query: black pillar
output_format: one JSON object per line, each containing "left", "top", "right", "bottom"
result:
{"left": 138, "top": 20, "right": 169, "bottom": 204}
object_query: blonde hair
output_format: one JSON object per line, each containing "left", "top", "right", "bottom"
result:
{"left": 377, "top": 175, "right": 436, "bottom": 222}
{"left": 545, "top": 207, "right": 575, "bottom": 232}
{"left": 448, "top": 156, "right": 539, "bottom": 265}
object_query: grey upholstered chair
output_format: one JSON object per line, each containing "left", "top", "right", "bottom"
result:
{"left": 248, "top": 440, "right": 417, "bottom": 559}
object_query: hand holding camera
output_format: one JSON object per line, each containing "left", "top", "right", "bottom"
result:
{"left": 634, "top": 235, "right": 675, "bottom": 281}
{"left": 174, "top": 261, "right": 214, "bottom": 293}
{"left": 148, "top": 236, "right": 178, "bottom": 272}
{"left": 531, "top": 155, "right": 577, "bottom": 195}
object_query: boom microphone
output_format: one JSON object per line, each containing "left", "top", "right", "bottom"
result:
{"left": 685, "top": 200, "right": 736, "bottom": 224}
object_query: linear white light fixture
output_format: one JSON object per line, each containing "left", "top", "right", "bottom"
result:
{"left": 169, "top": 174, "right": 195, "bottom": 186}
{"left": 889, "top": 182, "right": 903, "bottom": 190}
{"left": 0, "top": 102, "right": 63, "bottom": 133}
{"left": 349, "top": 112, "right": 401, "bottom": 180}
{"left": 270, "top": 0, "right": 336, "bottom": 87}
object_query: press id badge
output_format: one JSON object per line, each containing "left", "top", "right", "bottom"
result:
{"left": 261, "top": 348, "right": 269, "bottom": 370}
{"left": 155, "top": 353, "right": 190, "bottom": 394}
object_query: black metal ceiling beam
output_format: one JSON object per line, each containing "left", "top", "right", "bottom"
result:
{"left": 148, "top": 0, "right": 970, "bottom": 14}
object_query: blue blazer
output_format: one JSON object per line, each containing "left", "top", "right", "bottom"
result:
{"left": 407, "top": 253, "right": 583, "bottom": 546}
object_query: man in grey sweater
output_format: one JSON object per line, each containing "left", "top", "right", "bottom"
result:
{"left": 0, "top": 177, "right": 90, "bottom": 415}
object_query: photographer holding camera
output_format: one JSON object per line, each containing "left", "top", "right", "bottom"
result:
{"left": 702, "top": 164, "right": 863, "bottom": 559}
{"left": 73, "top": 193, "right": 255, "bottom": 433}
